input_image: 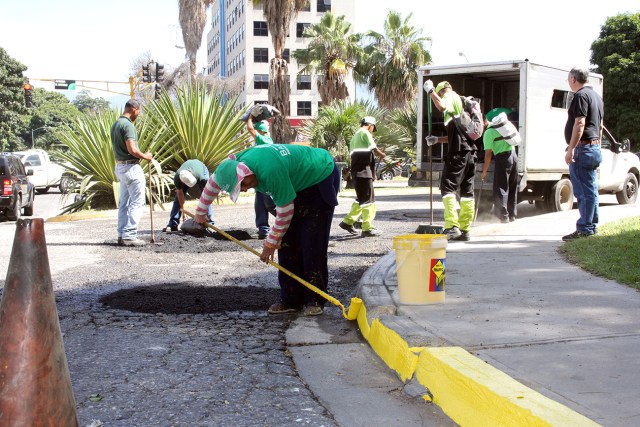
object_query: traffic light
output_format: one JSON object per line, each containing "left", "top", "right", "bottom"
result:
{"left": 155, "top": 63, "right": 164, "bottom": 83}
{"left": 142, "top": 64, "right": 151, "bottom": 83}
{"left": 154, "top": 83, "right": 161, "bottom": 100}
{"left": 23, "top": 83, "right": 33, "bottom": 108}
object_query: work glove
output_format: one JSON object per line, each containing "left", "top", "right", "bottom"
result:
{"left": 426, "top": 136, "right": 438, "bottom": 146}
{"left": 250, "top": 104, "right": 264, "bottom": 117}
{"left": 423, "top": 79, "right": 434, "bottom": 94}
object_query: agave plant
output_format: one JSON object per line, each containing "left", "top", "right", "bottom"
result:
{"left": 146, "top": 82, "right": 250, "bottom": 173}
{"left": 54, "top": 108, "right": 172, "bottom": 214}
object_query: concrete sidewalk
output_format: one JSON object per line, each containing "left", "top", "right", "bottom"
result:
{"left": 355, "top": 203, "right": 640, "bottom": 426}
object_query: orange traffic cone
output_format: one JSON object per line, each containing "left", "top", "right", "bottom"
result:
{"left": 0, "top": 218, "right": 79, "bottom": 426}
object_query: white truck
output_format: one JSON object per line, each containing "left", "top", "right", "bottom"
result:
{"left": 413, "top": 59, "right": 640, "bottom": 211}
{"left": 14, "top": 149, "right": 68, "bottom": 194}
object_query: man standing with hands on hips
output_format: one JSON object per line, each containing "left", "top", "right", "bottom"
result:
{"left": 562, "top": 67, "right": 603, "bottom": 241}
{"left": 111, "top": 99, "right": 153, "bottom": 247}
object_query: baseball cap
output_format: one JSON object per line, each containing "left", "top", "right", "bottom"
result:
{"left": 179, "top": 170, "right": 197, "bottom": 188}
{"left": 214, "top": 159, "right": 242, "bottom": 202}
{"left": 254, "top": 120, "right": 269, "bottom": 132}
{"left": 485, "top": 108, "right": 513, "bottom": 122}
{"left": 362, "top": 116, "right": 377, "bottom": 132}
{"left": 435, "top": 81, "right": 451, "bottom": 94}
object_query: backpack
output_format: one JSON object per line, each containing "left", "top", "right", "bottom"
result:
{"left": 490, "top": 112, "right": 521, "bottom": 146}
{"left": 453, "top": 96, "right": 484, "bottom": 141}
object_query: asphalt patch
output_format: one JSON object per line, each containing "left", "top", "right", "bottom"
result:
{"left": 100, "top": 284, "right": 278, "bottom": 314}
{"left": 135, "top": 229, "right": 261, "bottom": 253}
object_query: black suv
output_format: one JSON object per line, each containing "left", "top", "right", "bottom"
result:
{"left": 1, "top": 153, "right": 35, "bottom": 220}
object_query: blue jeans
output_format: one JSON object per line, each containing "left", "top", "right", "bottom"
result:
{"left": 255, "top": 191, "right": 276, "bottom": 235}
{"left": 167, "top": 185, "right": 213, "bottom": 228}
{"left": 569, "top": 144, "right": 602, "bottom": 234}
{"left": 115, "top": 164, "right": 146, "bottom": 240}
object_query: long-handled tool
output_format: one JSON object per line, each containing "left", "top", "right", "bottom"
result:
{"left": 416, "top": 95, "right": 445, "bottom": 234}
{"left": 474, "top": 179, "right": 485, "bottom": 226}
{"left": 148, "top": 162, "right": 156, "bottom": 244}
{"left": 182, "top": 210, "right": 363, "bottom": 321}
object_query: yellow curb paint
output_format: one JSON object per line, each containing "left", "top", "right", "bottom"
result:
{"left": 415, "top": 347, "right": 601, "bottom": 427}
{"left": 356, "top": 301, "right": 601, "bottom": 426}
{"left": 46, "top": 212, "right": 116, "bottom": 223}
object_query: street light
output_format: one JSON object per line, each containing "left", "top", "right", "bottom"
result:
{"left": 459, "top": 52, "right": 469, "bottom": 63}
{"left": 31, "top": 126, "right": 49, "bottom": 149}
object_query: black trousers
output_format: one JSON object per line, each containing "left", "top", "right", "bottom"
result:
{"left": 440, "top": 151, "right": 476, "bottom": 198}
{"left": 493, "top": 150, "right": 518, "bottom": 220}
{"left": 277, "top": 165, "right": 339, "bottom": 307}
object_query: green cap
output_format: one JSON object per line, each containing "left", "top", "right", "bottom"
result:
{"left": 254, "top": 120, "right": 269, "bottom": 132}
{"left": 435, "top": 81, "right": 451, "bottom": 94}
{"left": 214, "top": 159, "right": 241, "bottom": 202}
{"left": 486, "top": 108, "right": 513, "bottom": 122}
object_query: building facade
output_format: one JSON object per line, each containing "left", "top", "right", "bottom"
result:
{"left": 206, "top": 0, "right": 356, "bottom": 128}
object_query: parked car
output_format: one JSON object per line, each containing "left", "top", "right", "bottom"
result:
{"left": 0, "top": 153, "right": 35, "bottom": 220}
{"left": 375, "top": 159, "right": 403, "bottom": 181}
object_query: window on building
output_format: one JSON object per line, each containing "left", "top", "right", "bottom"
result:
{"left": 253, "top": 21, "right": 268, "bottom": 36}
{"left": 297, "top": 75, "right": 311, "bottom": 90}
{"left": 254, "top": 74, "right": 269, "bottom": 89}
{"left": 297, "top": 101, "right": 312, "bottom": 116}
{"left": 282, "top": 48, "right": 290, "bottom": 62}
{"left": 254, "top": 47, "right": 269, "bottom": 63}
{"left": 296, "top": 23, "right": 310, "bottom": 38}
{"left": 317, "top": 0, "right": 331, "bottom": 12}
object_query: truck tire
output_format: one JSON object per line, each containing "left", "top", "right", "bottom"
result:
{"left": 36, "top": 186, "right": 50, "bottom": 194}
{"left": 615, "top": 173, "right": 638, "bottom": 205}
{"left": 7, "top": 196, "right": 21, "bottom": 221}
{"left": 546, "top": 178, "right": 573, "bottom": 212}
{"left": 59, "top": 176, "right": 75, "bottom": 194}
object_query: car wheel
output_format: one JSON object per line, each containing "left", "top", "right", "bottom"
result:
{"left": 546, "top": 178, "right": 574, "bottom": 212}
{"left": 380, "top": 171, "right": 394, "bottom": 181}
{"left": 59, "top": 176, "right": 75, "bottom": 194}
{"left": 615, "top": 173, "right": 638, "bottom": 205}
{"left": 36, "top": 186, "right": 50, "bottom": 194}
{"left": 7, "top": 195, "right": 21, "bottom": 221}
{"left": 23, "top": 191, "right": 34, "bottom": 216}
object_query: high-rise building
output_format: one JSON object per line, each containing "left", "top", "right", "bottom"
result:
{"left": 205, "top": 0, "right": 356, "bottom": 129}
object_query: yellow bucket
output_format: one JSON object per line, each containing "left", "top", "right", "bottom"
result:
{"left": 393, "top": 234, "right": 447, "bottom": 304}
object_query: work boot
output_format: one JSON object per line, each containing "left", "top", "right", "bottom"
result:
{"left": 267, "top": 302, "right": 299, "bottom": 314}
{"left": 303, "top": 302, "right": 323, "bottom": 316}
{"left": 443, "top": 227, "right": 461, "bottom": 240}
{"left": 454, "top": 230, "right": 470, "bottom": 241}
{"left": 163, "top": 225, "right": 178, "bottom": 232}
{"left": 562, "top": 231, "right": 592, "bottom": 241}
{"left": 339, "top": 221, "right": 357, "bottom": 235}
{"left": 119, "top": 238, "right": 146, "bottom": 247}
{"left": 361, "top": 229, "right": 382, "bottom": 237}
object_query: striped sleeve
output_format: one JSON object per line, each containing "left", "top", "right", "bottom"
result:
{"left": 195, "top": 174, "right": 221, "bottom": 216}
{"left": 264, "top": 202, "right": 294, "bottom": 248}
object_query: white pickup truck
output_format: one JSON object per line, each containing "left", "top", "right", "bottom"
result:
{"left": 14, "top": 149, "right": 68, "bottom": 194}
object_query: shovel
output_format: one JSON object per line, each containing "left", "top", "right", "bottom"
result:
{"left": 416, "top": 95, "right": 445, "bottom": 234}
{"left": 148, "top": 162, "right": 158, "bottom": 244}
{"left": 182, "top": 210, "right": 363, "bottom": 321}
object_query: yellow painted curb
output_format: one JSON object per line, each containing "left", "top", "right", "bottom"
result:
{"left": 46, "top": 211, "right": 116, "bottom": 223}
{"left": 356, "top": 302, "right": 601, "bottom": 426}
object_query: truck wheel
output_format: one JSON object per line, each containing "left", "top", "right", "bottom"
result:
{"left": 546, "top": 179, "right": 573, "bottom": 212}
{"left": 615, "top": 173, "right": 638, "bottom": 205}
{"left": 7, "top": 196, "right": 21, "bottom": 221}
{"left": 36, "top": 186, "right": 50, "bottom": 194}
{"left": 59, "top": 176, "right": 75, "bottom": 194}
{"left": 23, "top": 191, "right": 34, "bottom": 216}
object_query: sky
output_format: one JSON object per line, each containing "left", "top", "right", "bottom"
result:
{"left": 2, "top": 0, "right": 638, "bottom": 107}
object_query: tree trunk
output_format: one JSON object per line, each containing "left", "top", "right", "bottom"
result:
{"left": 269, "top": 58, "right": 292, "bottom": 143}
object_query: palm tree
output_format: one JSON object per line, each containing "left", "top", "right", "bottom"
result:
{"left": 179, "top": 0, "right": 214, "bottom": 81}
{"left": 293, "top": 12, "right": 363, "bottom": 104}
{"left": 252, "top": 0, "right": 307, "bottom": 143}
{"left": 359, "top": 11, "right": 432, "bottom": 110}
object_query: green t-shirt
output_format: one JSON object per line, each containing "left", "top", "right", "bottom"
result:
{"left": 442, "top": 91, "right": 463, "bottom": 125}
{"left": 110, "top": 116, "right": 138, "bottom": 161}
{"left": 236, "top": 144, "right": 334, "bottom": 206}
{"left": 174, "top": 159, "right": 209, "bottom": 188}
{"left": 349, "top": 127, "right": 376, "bottom": 154}
{"left": 255, "top": 132, "right": 274, "bottom": 146}
{"left": 483, "top": 127, "right": 514, "bottom": 155}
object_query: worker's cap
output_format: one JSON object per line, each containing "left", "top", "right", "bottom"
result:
{"left": 213, "top": 157, "right": 254, "bottom": 203}
{"left": 254, "top": 120, "right": 269, "bottom": 132}
{"left": 485, "top": 107, "right": 513, "bottom": 122}
{"left": 435, "top": 81, "right": 451, "bottom": 94}
{"left": 361, "top": 116, "right": 377, "bottom": 132}
{"left": 179, "top": 170, "right": 197, "bottom": 188}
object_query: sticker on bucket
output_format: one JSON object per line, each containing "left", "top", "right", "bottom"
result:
{"left": 430, "top": 258, "right": 445, "bottom": 292}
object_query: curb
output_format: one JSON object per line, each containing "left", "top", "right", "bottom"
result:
{"left": 355, "top": 255, "right": 601, "bottom": 427}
